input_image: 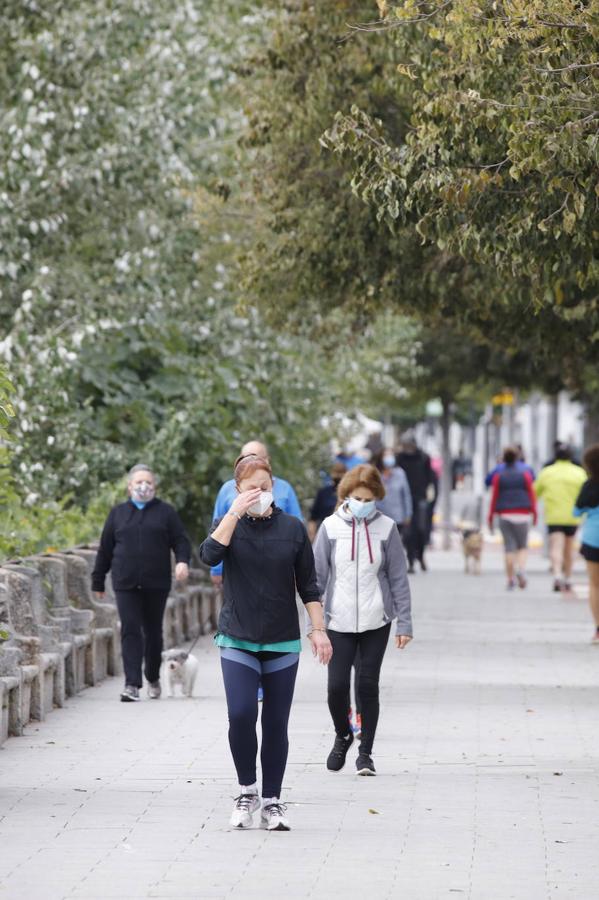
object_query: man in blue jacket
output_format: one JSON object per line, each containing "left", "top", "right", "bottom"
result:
{"left": 210, "top": 440, "right": 302, "bottom": 587}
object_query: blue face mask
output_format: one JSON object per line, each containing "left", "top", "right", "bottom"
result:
{"left": 347, "top": 497, "right": 376, "bottom": 519}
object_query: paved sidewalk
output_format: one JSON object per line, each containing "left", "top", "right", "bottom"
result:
{"left": 1, "top": 547, "right": 599, "bottom": 900}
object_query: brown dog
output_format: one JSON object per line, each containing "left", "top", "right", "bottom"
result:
{"left": 462, "top": 529, "right": 483, "bottom": 574}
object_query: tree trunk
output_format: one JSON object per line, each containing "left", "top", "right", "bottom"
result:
{"left": 440, "top": 397, "right": 452, "bottom": 551}
{"left": 584, "top": 402, "right": 599, "bottom": 446}
{"left": 529, "top": 391, "right": 541, "bottom": 473}
{"left": 547, "top": 393, "right": 559, "bottom": 450}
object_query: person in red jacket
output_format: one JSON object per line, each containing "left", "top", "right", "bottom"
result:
{"left": 488, "top": 446, "right": 537, "bottom": 590}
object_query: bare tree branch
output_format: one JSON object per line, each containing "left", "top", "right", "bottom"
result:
{"left": 347, "top": 0, "right": 453, "bottom": 33}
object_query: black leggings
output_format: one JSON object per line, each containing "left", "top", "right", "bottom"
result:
{"left": 115, "top": 589, "right": 169, "bottom": 687}
{"left": 327, "top": 624, "right": 391, "bottom": 754}
{"left": 220, "top": 648, "right": 298, "bottom": 798}
{"left": 345, "top": 648, "right": 362, "bottom": 715}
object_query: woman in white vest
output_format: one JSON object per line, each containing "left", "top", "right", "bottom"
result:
{"left": 312, "top": 464, "right": 413, "bottom": 776}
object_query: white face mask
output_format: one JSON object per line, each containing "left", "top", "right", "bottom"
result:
{"left": 131, "top": 480, "right": 155, "bottom": 502}
{"left": 248, "top": 490, "right": 273, "bottom": 516}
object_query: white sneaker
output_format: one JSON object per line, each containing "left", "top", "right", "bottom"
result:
{"left": 260, "top": 799, "right": 290, "bottom": 831}
{"left": 230, "top": 790, "right": 260, "bottom": 829}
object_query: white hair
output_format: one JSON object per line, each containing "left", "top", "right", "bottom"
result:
{"left": 127, "top": 463, "right": 157, "bottom": 482}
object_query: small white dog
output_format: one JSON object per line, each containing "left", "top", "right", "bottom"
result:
{"left": 161, "top": 649, "right": 199, "bottom": 698}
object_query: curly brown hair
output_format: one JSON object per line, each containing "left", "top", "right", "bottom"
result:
{"left": 337, "top": 464, "right": 386, "bottom": 502}
{"left": 583, "top": 443, "right": 599, "bottom": 482}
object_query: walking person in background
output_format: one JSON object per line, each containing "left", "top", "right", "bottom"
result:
{"left": 92, "top": 465, "right": 191, "bottom": 702}
{"left": 488, "top": 447, "right": 537, "bottom": 591}
{"left": 374, "top": 448, "right": 413, "bottom": 537}
{"left": 542, "top": 440, "right": 583, "bottom": 469}
{"left": 199, "top": 454, "right": 331, "bottom": 831}
{"left": 485, "top": 449, "right": 535, "bottom": 488}
{"left": 209, "top": 440, "right": 302, "bottom": 589}
{"left": 397, "top": 433, "right": 435, "bottom": 573}
{"left": 534, "top": 444, "right": 586, "bottom": 594}
{"left": 573, "top": 444, "right": 599, "bottom": 643}
{"left": 313, "top": 464, "right": 412, "bottom": 776}
{"left": 308, "top": 461, "right": 347, "bottom": 541}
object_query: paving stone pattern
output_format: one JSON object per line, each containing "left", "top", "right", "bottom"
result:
{"left": 1, "top": 546, "right": 599, "bottom": 900}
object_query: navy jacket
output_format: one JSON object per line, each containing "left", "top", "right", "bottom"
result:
{"left": 91, "top": 498, "right": 191, "bottom": 592}
{"left": 495, "top": 468, "right": 533, "bottom": 512}
{"left": 199, "top": 506, "right": 321, "bottom": 643}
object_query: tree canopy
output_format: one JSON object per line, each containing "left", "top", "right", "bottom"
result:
{"left": 324, "top": 1, "right": 599, "bottom": 401}
{"left": 0, "top": 0, "right": 389, "bottom": 551}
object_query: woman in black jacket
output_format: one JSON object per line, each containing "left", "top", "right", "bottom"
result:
{"left": 199, "top": 453, "right": 331, "bottom": 832}
{"left": 92, "top": 464, "right": 191, "bottom": 702}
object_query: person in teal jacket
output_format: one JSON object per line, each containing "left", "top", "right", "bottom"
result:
{"left": 534, "top": 445, "right": 587, "bottom": 592}
{"left": 573, "top": 444, "right": 599, "bottom": 643}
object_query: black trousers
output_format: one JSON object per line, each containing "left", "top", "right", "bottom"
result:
{"left": 115, "top": 589, "right": 169, "bottom": 687}
{"left": 404, "top": 516, "right": 426, "bottom": 566}
{"left": 327, "top": 624, "right": 391, "bottom": 754}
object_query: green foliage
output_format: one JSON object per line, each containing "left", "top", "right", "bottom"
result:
{"left": 0, "top": 365, "right": 15, "bottom": 443}
{"left": 0, "top": 0, "right": 361, "bottom": 550}
{"left": 239, "top": 1, "right": 413, "bottom": 326}
{"left": 237, "top": 0, "right": 549, "bottom": 419}
{"left": 324, "top": 1, "right": 599, "bottom": 396}
{"left": 0, "top": 448, "right": 120, "bottom": 559}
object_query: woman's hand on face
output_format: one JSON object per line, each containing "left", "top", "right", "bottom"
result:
{"left": 395, "top": 635, "right": 412, "bottom": 650}
{"left": 309, "top": 630, "right": 333, "bottom": 665}
{"left": 229, "top": 488, "right": 262, "bottom": 518}
{"left": 175, "top": 562, "right": 189, "bottom": 583}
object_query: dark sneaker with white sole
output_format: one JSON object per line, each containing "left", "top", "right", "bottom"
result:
{"left": 326, "top": 731, "right": 354, "bottom": 771}
{"left": 356, "top": 753, "right": 376, "bottom": 776}
{"left": 120, "top": 685, "right": 140, "bottom": 702}
{"left": 147, "top": 681, "right": 161, "bottom": 699}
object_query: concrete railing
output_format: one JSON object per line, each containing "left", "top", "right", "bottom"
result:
{"left": 0, "top": 545, "right": 220, "bottom": 746}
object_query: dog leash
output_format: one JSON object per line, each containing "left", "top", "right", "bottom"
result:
{"left": 184, "top": 631, "right": 202, "bottom": 657}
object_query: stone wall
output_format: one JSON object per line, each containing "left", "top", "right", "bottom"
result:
{"left": 0, "top": 546, "right": 220, "bottom": 745}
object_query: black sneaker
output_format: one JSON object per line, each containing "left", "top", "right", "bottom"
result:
{"left": 326, "top": 732, "right": 354, "bottom": 771}
{"left": 356, "top": 752, "right": 376, "bottom": 776}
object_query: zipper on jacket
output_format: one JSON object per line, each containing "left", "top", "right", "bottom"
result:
{"left": 355, "top": 525, "right": 360, "bottom": 631}
{"left": 138, "top": 507, "right": 143, "bottom": 588}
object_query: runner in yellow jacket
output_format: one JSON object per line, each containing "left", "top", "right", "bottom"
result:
{"left": 534, "top": 447, "right": 587, "bottom": 592}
